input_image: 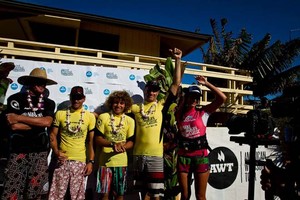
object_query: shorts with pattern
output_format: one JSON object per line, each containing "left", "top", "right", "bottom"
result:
{"left": 177, "top": 154, "right": 210, "bottom": 173}
{"left": 96, "top": 166, "right": 127, "bottom": 196}
{"left": 48, "top": 160, "right": 87, "bottom": 200}
{"left": 133, "top": 155, "right": 164, "bottom": 198}
{"left": 1, "top": 151, "right": 49, "bottom": 200}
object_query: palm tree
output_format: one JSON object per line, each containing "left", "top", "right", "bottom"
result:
{"left": 200, "top": 18, "right": 300, "bottom": 98}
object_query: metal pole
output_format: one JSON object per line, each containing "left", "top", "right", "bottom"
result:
{"left": 248, "top": 139, "right": 256, "bottom": 200}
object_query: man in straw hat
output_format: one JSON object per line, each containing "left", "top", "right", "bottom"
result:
{"left": 1, "top": 68, "right": 57, "bottom": 200}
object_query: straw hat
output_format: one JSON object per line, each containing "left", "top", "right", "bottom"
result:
{"left": 18, "top": 68, "right": 57, "bottom": 85}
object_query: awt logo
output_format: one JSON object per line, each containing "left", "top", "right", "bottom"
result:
{"left": 208, "top": 147, "right": 238, "bottom": 189}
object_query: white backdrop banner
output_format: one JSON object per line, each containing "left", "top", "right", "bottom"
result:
{"left": 2, "top": 58, "right": 147, "bottom": 111}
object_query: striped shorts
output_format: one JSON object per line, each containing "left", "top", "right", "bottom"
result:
{"left": 133, "top": 155, "right": 164, "bottom": 198}
{"left": 96, "top": 166, "right": 127, "bottom": 196}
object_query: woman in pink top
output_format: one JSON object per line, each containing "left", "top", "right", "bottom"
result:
{"left": 175, "top": 75, "right": 227, "bottom": 200}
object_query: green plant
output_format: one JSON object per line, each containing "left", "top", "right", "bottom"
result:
{"left": 144, "top": 57, "right": 174, "bottom": 101}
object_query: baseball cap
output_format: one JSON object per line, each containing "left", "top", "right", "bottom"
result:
{"left": 188, "top": 85, "right": 202, "bottom": 95}
{"left": 145, "top": 80, "right": 160, "bottom": 91}
{"left": 70, "top": 86, "right": 85, "bottom": 100}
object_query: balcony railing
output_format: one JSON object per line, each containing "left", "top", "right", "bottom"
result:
{"left": 0, "top": 37, "right": 253, "bottom": 114}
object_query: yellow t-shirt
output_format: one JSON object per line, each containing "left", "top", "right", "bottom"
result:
{"left": 131, "top": 100, "right": 165, "bottom": 157}
{"left": 53, "top": 108, "right": 96, "bottom": 162}
{"left": 96, "top": 113, "right": 135, "bottom": 167}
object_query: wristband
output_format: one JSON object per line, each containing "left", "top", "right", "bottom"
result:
{"left": 88, "top": 160, "right": 95, "bottom": 164}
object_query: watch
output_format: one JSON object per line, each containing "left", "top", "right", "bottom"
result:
{"left": 110, "top": 142, "right": 115, "bottom": 147}
{"left": 88, "top": 160, "right": 95, "bottom": 164}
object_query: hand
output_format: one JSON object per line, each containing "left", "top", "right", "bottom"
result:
{"left": 84, "top": 163, "right": 93, "bottom": 176}
{"left": 113, "top": 142, "right": 126, "bottom": 153}
{"left": 195, "top": 75, "right": 207, "bottom": 86}
{"left": 260, "top": 163, "right": 287, "bottom": 198}
{"left": 55, "top": 150, "right": 68, "bottom": 164}
{"left": 6, "top": 113, "right": 20, "bottom": 125}
{"left": 169, "top": 48, "right": 182, "bottom": 60}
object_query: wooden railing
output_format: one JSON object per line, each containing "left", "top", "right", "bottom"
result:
{"left": 0, "top": 37, "right": 253, "bottom": 114}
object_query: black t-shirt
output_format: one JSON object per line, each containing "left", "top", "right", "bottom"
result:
{"left": 6, "top": 92, "right": 55, "bottom": 153}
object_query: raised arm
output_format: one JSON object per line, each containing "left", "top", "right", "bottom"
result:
{"left": 196, "top": 75, "right": 227, "bottom": 113}
{"left": 169, "top": 48, "right": 184, "bottom": 96}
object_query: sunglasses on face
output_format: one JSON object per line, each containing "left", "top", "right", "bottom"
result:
{"left": 147, "top": 88, "right": 159, "bottom": 92}
{"left": 71, "top": 94, "right": 84, "bottom": 100}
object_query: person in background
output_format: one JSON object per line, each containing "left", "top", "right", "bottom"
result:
{"left": 175, "top": 76, "right": 227, "bottom": 200}
{"left": 0, "top": 62, "right": 15, "bottom": 109}
{"left": 49, "top": 86, "right": 95, "bottom": 200}
{"left": 94, "top": 90, "right": 134, "bottom": 200}
{"left": 131, "top": 48, "right": 183, "bottom": 200}
{"left": 1, "top": 68, "right": 57, "bottom": 200}
{"left": 0, "top": 62, "right": 15, "bottom": 166}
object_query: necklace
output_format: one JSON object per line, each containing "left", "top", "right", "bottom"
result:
{"left": 110, "top": 112, "right": 125, "bottom": 134}
{"left": 27, "top": 90, "right": 44, "bottom": 111}
{"left": 140, "top": 102, "right": 157, "bottom": 119}
{"left": 66, "top": 108, "right": 85, "bottom": 133}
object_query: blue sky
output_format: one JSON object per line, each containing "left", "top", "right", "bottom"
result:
{"left": 16, "top": 0, "right": 300, "bottom": 63}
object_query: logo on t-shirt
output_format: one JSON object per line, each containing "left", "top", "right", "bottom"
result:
{"left": 208, "top": 147, "right": 238, "bottom": 189}
{"left": 10, "top": 100, "right": 20, "bottom": 110}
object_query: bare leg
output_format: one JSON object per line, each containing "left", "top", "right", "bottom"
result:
{"left": 178, "top": 172, "right": 191, "bottom": 200}
{"left": 194, "top": 171, "right": 209, "bottom": 200}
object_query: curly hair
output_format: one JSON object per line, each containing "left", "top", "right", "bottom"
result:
{"left": 105, "top": 90, "right": 133, "bottom": 113}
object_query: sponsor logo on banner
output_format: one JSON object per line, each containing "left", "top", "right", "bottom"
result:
{"left": 86, "top": 71, "right": 92, "bottom": 77}
{"left": 129, "top": 74, "right": 135, "bottom": 80}
{"left": 208, "top": 147, "right": 238, "bottom": 189}
{"left": 103, "top": 89, "right": 110, "bottom": 95}
{"left": 61, "top": 69, "right": 73, "bottom": 76}
{"left": 47, "top": 68, "right": 53, "bottom": 74}
{"left": 59, "top": 86, "right": 67, "bottom": 93}
{"left": 13, "top": 64, "right": 25, "bottom": 72}
{"left": 85, "top": 87, "right": 93, "bottom": 95}
{"left": 40, "top": 67, "right": 53, "bottom": 74}
{"left": 86, "top": 71, "right": 99, "bottom": 77}
{"left": 106, "top": 72, "right": 118, "bottom": 79}
{"left": 10, "top": 83, "right": 18, "bottom": 90}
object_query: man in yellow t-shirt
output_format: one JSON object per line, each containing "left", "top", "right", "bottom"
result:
{"left": 49, "top": 86, "right": 96, "bottom": 200}
{"left": 95, "top": 90, "right": 134, "bottom": 200}
{"left": 131, "top": 48, "right": 183, "bottom": 200}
